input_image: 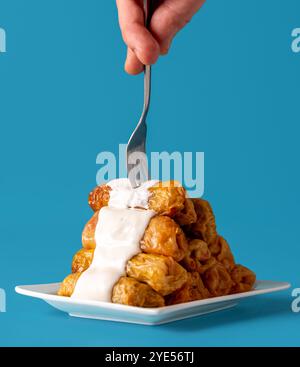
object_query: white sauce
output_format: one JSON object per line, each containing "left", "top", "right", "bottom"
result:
{"left": 108, "top": 178, "right": 158, "bottom": 209}
{"left": 71, "top": 179, "right": 157, "bottom": 302}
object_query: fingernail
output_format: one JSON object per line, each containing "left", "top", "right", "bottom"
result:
{"left": 161, "top": 46, "right": 170, "bottom": 55}
{"left": 160, "top": 39, "right": 172, "bottom": 55}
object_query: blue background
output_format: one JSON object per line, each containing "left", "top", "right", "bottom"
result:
{"left": 0, "top": 0, "right": 299, "bottom": 346}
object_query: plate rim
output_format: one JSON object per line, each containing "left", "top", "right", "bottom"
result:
{"left": 15, "top": 280, "right": 291, "bottom": 316}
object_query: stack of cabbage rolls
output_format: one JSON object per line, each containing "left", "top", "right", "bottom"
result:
{"left": 58, "top": 181, "right": 256, "bottom": 307}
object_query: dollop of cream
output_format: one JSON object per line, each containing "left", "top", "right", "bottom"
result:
{"left": 107, "top": 178, "right": 158, "bottom": 209}
{"left": 71, "top": 206, "right": 156, "bottom": 302}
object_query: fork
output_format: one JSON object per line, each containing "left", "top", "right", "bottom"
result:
{"left": 126, "top": 0, "right": 152, "bottom": 188}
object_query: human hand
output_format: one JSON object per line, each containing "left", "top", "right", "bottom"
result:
{"left": 116, "top": 0, "right": 206, "bottom": 74}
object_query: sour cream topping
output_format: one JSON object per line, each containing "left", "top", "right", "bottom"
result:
{"left": 71, "top": 179, "right": 157, "bottom": 302}
{"left": 108, "top": 178, "right": 158, "bottom": 209}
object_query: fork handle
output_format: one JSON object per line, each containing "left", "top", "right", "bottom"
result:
{"left": 143, "top": 0, "right": 151, "bottom": 117}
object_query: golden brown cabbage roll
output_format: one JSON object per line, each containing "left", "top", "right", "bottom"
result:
{"left": 230, "top": 264, "right": 256, "bottom": 293}
{"left": 202, "top": 262, "right": 233, "bottom": 297}
{"left": 72, "top": 248, "right": 94, "bottom": 273}
{"left": 147, "top": 181, "right": 186, "bottom": 216}
{"left": 88, "top": 180, "right": 185, "bottom": 216}
{"left": 174, "top": 199, "right": 197, "bottom": 226}
{"left": 166, "top": 272, "right": 210, "bottom": 305}
{"left": 126, "top": 253, "right": 188, "bottom": 296}
{"left": 112, "top": 277, "right": 165, "bottom": 307}
{"left": 88, "top": 185, "right": 111, "bottom": 212}
{"left": 57, "top": 272, "right": 81, "bottom": 297}
{"left": 216, "top": 236, "right": 235, "bottom": 271}
{"left": 198, "top": 257, "right": 219, "bottom": 274}
{"left": 181, "top": 239, "right": 211, "bottom": 272}
{"left": 187, "top": 198, "right": 218, "bottom": 246}
{"left": 208, "top": 237, "right": 222, "bottom": 255}
{"left": 140, "top": 216, "right": 188, "bottom": 261}
{"left": 82, "top": 211, "right": 99, "bottom": 249}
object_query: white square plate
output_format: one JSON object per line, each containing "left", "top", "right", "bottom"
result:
{"left": 15, "top": 280, "right": 290, "bottom": 325}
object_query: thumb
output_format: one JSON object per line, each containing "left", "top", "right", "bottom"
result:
{"left": 150, "top": 0, "right": 206, "bottom": 54}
